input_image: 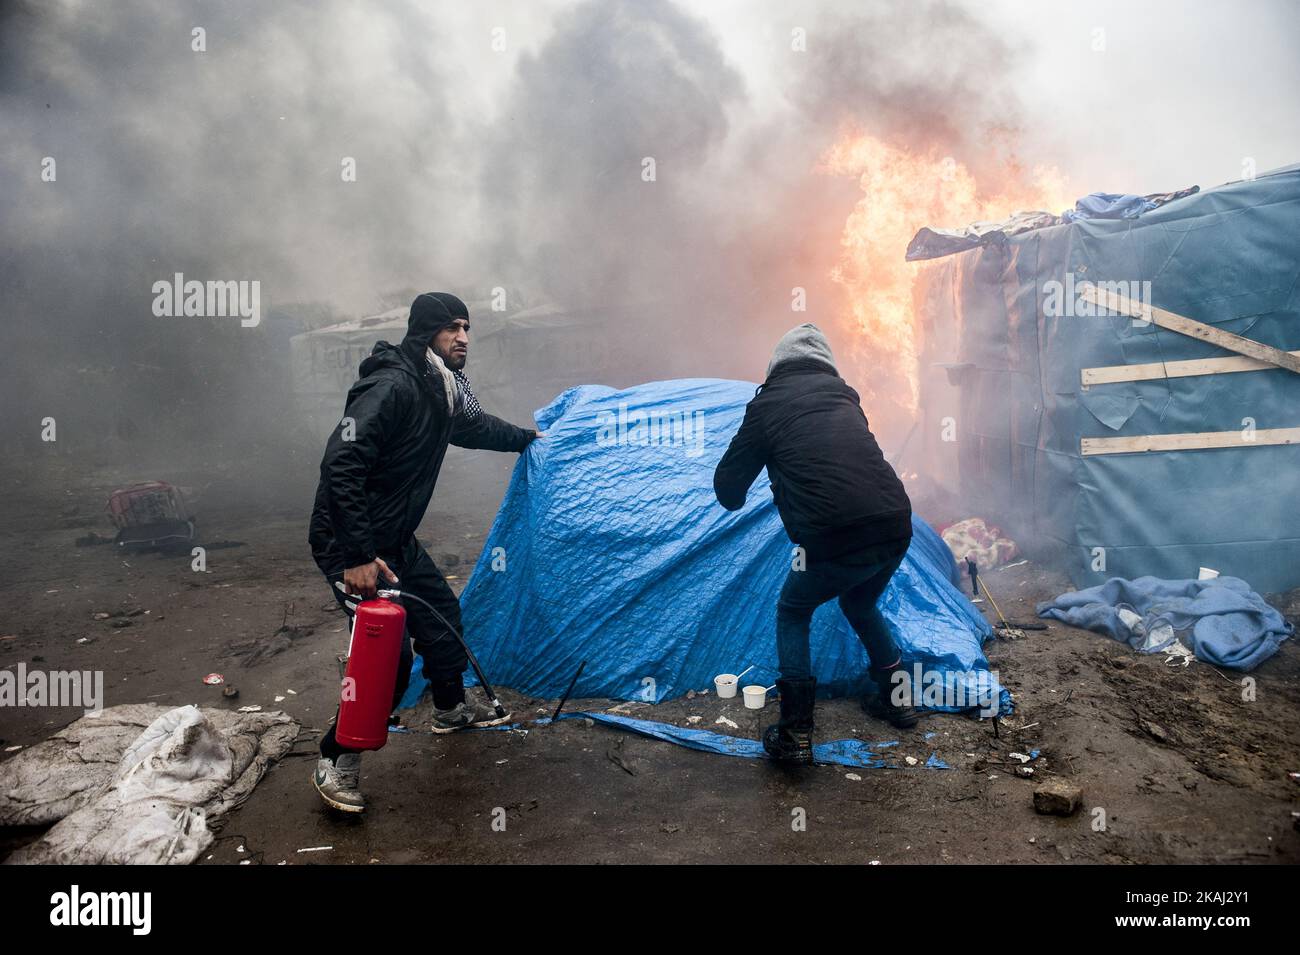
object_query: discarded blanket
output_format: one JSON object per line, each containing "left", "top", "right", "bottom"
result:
{"left": 1036, "top": 576, "right": 1292, "bottom": 671}
{"left": 0, "top": 703, "right": 299, "bottom": 864}
{"left": 401, "top": 378, "right": 1007, "bottom": 716}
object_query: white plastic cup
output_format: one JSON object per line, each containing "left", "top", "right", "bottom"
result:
{"left": 742, "top": 685, "right": 768, "bottom": 709}
{"left": 714, "top": 674, "right": 738, "bottom": 699}
{"left": 1198, "top": 567, "right": 1220, "bottom": 580}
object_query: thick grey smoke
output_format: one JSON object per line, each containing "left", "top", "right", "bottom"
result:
{"left": 8, "top": 0, "right": 1289, "bottom": 484}
{"left": 479, "top": 0, "right": 743, "bottom": 308}
{"left": 1, "top": 0, "right": 471, "bottom": 463}
{"left": 787, "top": 0, "right": 1028, "bottom": 176}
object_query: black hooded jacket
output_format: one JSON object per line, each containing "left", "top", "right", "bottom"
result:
{"left": 713, "top": 357, "right": 912, "bottom": 561}
{"left": 308, "top": 296, "right": 532, "bottom": 573}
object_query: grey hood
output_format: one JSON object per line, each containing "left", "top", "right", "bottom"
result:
{"left": 766, "top": 323, "right": 837, "bottom": 377}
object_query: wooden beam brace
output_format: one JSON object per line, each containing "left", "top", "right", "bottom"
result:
{"left": 1081, "top": 427, "right": 1300, "bottom": 456}
{"left": 1077, "top": 284, "right": 1300, "bottom": 376}
{"left": 1082, "top": 350, "right": 1300, "bottom": 386}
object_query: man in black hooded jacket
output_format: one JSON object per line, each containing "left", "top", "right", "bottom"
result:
{"left": 714, "top": 323, "right": 918, "bottom": 765}
{"left": 308, "top": 291, "right": 536, "bottom": 812}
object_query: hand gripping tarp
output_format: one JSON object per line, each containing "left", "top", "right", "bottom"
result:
{"left": 402, "top": 378, "right": 1007, "bottom": 714}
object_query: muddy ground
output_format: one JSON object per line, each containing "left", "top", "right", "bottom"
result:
{"left": 2, "top": 451, "right": 1298, "bottom": 865}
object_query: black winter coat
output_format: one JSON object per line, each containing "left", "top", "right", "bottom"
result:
{"left": 713, "top": 358, "right": 911, "bottom": 561}
{"left": 308, "top": 323, "right": 531, "bottom": 573}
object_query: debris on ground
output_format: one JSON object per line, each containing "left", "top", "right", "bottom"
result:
{"left": 1137, "top": 719, "right": 1178, "bottom": 751}
{"left": 223, "top": 603, "right": 315, "bottom": 667}
{"left": 0, "top": 703, "right": 298, "bottom": 864}
{"left": 606, "top": 736, "right": 636, "bottom": 776}
{"left": 106, "top": 481, "right": 197, "bottom": 550}
{"left": 1033, "top": 779, "right": 1083, "bottom": 816}
{"left": 941, "top": 517, "right": 1019, "bottom": 570}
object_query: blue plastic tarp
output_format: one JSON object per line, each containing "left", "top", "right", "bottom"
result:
{"left": 401, "top": 378, "right": 1007, "bottom": 714}
{"left": 1037, "top": 575, "right": 1292, "bottom": 671}
{"left": 474, "top": 712, "right": 950, "bottom": 769}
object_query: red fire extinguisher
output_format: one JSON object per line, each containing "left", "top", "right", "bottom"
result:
{"left": 335, "top": 595, "right": 406, "bottom": 750}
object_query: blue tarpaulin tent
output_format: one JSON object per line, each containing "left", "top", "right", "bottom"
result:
{"left": 912, "top": 165, "right": 1300, "bottom": 593}
{"left": 402, "top": 378, "right": 1006, "bottom": 714}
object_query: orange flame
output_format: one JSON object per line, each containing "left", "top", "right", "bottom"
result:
{"left": 820, "top": 132, "right": 1071, "bottom": 436}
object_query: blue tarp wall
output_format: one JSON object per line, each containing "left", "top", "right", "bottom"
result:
{"left": 914, "top": 165, "right": 1300, "bottom": 593}
{"left": 403, "top": 378, "right": 1003, "bottom": 710}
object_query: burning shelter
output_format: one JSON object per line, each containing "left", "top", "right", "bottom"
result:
{"left": 908, "top": 164, "right": 1300, "bottom": 592}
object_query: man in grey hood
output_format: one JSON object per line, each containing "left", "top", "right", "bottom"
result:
{"left": 714, "top": 323, "right": 917, "bottom": 764}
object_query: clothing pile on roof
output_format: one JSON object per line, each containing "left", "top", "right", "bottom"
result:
{"left": 905, "top": 185, "right": 1200, "bottom": 261}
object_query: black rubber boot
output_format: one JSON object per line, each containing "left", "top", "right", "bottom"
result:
{"left": 863, "top": 662, "right": 920, "bottom": 729}
{"left": 762, "top": 677, "right": 816, "bottom": 765}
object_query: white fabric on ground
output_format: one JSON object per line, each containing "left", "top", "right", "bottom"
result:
{"left": 0, "top": 703, "right": 299, "bottom": 864}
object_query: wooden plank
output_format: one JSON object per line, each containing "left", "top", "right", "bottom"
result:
{"left": 1082, "top": 350, "right": 1300, "bottom": 386}
{"left": 1081, "top": 427, "right": 1300, "bottom": 456}
{"left": 1077, "top": 284, "right": 1300, "bottom": 376}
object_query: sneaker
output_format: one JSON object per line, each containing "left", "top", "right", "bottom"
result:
{"left": 313, "top": 754, "right": 365, "bottom": 813}
{"left": 430, "top": 695, "right": 512, "bottom": 734}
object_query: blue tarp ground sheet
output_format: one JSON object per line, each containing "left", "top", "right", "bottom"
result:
{"left": 1037, "top": 575, "right": 1292, "bottom": 671}
{"left": 401, "top": 378, "right": 1009, "bottom": 722}
{"left": 474, "top": 713, "right": 952, "bottom": 770}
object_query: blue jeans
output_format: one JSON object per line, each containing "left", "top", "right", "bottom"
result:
{"left": 776, "top": 549, "right": 907, "bottom": 682}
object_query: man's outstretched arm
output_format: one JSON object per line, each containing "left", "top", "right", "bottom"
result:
{"left": 451, "top": 411, "right": 535, "bottom": 452}
{"left": 449, "top": 381, "right": 536, "bottom": 452}
{"left": 713, "top": 402, "right": 767, "bottom": 510}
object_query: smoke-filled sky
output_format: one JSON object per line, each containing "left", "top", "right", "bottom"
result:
{"left": 3, "top": 0, "right": 1298, "bottom": 454}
